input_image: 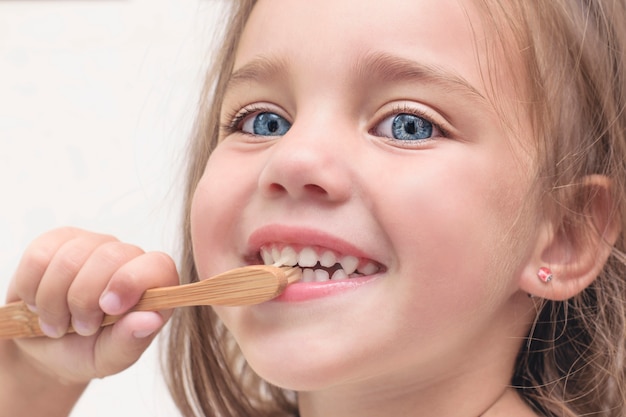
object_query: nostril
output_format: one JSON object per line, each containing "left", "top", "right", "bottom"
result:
{"left": 267, "top": 183, "right": 287, "bottom": 194}
{"left": 266, "top": 183, "right": 328, "bottom": 197}
{"left": 303, "top": 184, "right": 328, "bottom": 195}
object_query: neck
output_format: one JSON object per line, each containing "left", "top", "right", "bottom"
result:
{"left": 297, "top": 367, "right": 519, "bottom": 417}
{"left": 298, "top": 379, "right": 538, "bottom": 417}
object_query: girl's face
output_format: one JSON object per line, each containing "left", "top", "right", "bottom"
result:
{"left": 191, "top": 0, "right": 539, "bottom": 401}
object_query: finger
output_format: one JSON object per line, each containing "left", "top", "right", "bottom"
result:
{"left": 35, "top": 235, "right": 116, "bottom": 338}
{"left": 11, "top": 311, "right": 167, "bottom": 383}
{"left": 93, "top": 311, "right": 166, "bottom": 377}
{"left": 67, "top": 242, "right": 145, "bottom": 336}
{"left": 10, "top": 227, "right": 86, "bottom": 305}
{"left": 99, "top": 251, "right": 179, "bottom": 316}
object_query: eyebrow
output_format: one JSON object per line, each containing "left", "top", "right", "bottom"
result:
{"left": 353, "top": 51, "right": 488, "bottom": 104}
{"left": 226, "top": 56, "right": 289, "bottom": 91}
{"left": 226, "top": 52, "right": 488, "bottom": 106}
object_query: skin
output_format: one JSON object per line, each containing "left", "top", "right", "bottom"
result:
{"left": 1, "top": 227, "right": 178, "bottom": 416}
{"left": 190, "top": 0, "right": 542, "bottom": 416}
{"left": 0, "top": 1, "right": 620, "bottom": 416}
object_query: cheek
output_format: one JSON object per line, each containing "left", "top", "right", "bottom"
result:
{"left": 189, "top": 148, "right": 257, "bottom": 278}
{"left": 380, "top": 150, "right": 537, "bottom": 310}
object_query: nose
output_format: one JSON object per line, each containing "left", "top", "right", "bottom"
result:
{"left": 257, "top": 120, "right": 353, "bottom": 203}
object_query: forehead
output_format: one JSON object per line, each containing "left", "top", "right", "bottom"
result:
{"left": 235, "top": 0, "right": 488, "bottom": 89}
{"left": 230, "top": 0, "right": 529, "bottom": 146}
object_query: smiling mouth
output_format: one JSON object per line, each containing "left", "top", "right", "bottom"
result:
{"left": 257, "top": 244, "right": 385, "bottom": 282}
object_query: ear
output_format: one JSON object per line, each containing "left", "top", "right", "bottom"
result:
{"left": 519, "top": 175, "right": 621, "bottom": 300}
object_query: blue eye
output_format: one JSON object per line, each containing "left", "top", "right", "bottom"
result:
{"left": 241, "top": 111, "right": 291, "bottom": 136}
{"left": 375, "top": 113, "right": 436, "bottom": 141}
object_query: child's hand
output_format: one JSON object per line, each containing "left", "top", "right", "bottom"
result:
{"left": 3, "top": 227, "right": 179, "bottom": 384}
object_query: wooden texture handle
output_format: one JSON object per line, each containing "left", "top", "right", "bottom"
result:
{"left": 0, "top": 265, "right": 300, "bottom": 339}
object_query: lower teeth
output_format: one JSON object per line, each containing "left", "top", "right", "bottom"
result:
{"left": 301, "top": 268, "right": 351, "bottom": 282}
{"left": 331, "top": 269, "right": 348, "bottom": 280}
{"left": 314, "top": 269, "right": 329, "bottom": 281}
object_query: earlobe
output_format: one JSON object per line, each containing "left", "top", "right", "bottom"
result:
{"left": 520, "top": 175, "right": 621, "bottom": 301}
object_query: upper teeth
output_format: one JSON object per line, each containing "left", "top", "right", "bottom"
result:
{"left": 260, "top": 244, "right": 380, "bottom": 282}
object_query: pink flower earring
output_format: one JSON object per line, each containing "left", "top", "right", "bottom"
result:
{"left": 537, "top": 267, "right": 553, "bottom": 283}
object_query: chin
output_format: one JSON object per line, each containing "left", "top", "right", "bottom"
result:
{"left": 244, "top": 352, "right": 349, "bottom": 392}
{"left": 231, "top": 329, "right": 365, "bottom": 392}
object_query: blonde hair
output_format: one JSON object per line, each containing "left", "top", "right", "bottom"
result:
{"left": 477, "top": 2, "right": 626, "bottom": 416}
{"left": 165, "top": 1, "right": 626, "bottom": 416}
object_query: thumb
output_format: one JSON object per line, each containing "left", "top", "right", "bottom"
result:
{"left": 93, "top": 311, "right": 166, "bottom": 376}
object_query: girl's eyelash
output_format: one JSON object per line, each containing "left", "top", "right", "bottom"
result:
{"left": 221, "top": 104, "right": 273, "bottom": 135}
{"left": 220, "top": 103, "right": 450, "bottom": 139}
{"left": 376, "top": 104, "right": 450, "bottom": 138}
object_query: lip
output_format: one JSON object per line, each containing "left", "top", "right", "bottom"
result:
{"left": 246, "top": 224, "right": 385, "bottom": 302}
{"left": 247, "top": 224, "right": 378, "bottom": 260}
{"left": 273, "top": 275, "right": 379, "bottom": 302}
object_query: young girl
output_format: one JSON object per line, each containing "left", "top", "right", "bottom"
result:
{"left": 2, "top": 0, "right": 625, "bottom": 416}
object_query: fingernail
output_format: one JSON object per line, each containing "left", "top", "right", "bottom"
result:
{"left": 72, "top": 319, "right": 96, "bottom": 336}
{"left": 26, "top": 304, "right": 38, "bottom": 313}
{"left": 39, "top": 320, "right": 63, "bottom": 339}
{"left": 132, "top": 328, "right": 157, "bottom": 339}
{"left": 99, "top": 291, "right": 122, "bottom": 314}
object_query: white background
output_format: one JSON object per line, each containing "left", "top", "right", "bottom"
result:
{"left": 0, "top": 1, "right": 223, "bottom": 415}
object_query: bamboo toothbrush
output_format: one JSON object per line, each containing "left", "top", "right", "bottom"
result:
{"left": 0, "top": 265, "right": 301, "bottom": 339}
